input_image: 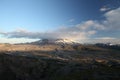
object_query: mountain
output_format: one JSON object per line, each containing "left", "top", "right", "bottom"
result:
{"left": 30, "top": 39, "right": 79, "bottom": 45}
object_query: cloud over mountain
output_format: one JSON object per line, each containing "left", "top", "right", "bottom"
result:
{"left": 0, "top": 20, "right": 103, "bottom": 40}
{"left": 0, "top": 7, "right": 120, "bottom": 41}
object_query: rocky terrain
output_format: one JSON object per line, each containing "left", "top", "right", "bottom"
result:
{"left": 0, "top": 40, "right": 120, "bottom": 80}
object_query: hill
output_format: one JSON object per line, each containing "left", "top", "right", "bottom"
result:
{"left": 0, "top": 43, "right": 119, "bottom": 80}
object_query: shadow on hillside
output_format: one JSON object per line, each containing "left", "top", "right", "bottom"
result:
{"left": 0, "top": 52, "right": 119, "bottom": 80}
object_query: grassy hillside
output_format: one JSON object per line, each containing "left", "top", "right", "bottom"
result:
{"left": 0, "top": 44, "right": 119, "bottom": 80}
{"left": 0, "top": 53, "right": 119, "bottom": 80}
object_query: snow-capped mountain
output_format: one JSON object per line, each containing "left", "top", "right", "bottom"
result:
{"left": 31, "top": 39, "right": 79, "bottom": 45}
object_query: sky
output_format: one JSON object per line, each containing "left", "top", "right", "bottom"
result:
{"left": 0, "top": 0, "right": 120, "bottom": 44}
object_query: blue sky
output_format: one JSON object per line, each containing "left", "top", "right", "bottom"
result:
{"left": 0, "top": 0, "right": 120, "bottom": 43}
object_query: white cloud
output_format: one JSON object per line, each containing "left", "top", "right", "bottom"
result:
{"left": 95, "top": 37, "right": 116, "bottom": 39}
{"left": 69, "top": 19, "right": 75, "bottom": 22}
{"left": 0, "top": 7, "right": 120, "bottom": 43}
{"left": 77, "top": 20, "right": 105, "bottom": 30}
{"left": 103, "top": 7, "right": 120, "bottom": 30}
{"left": 88, "top": 30, "right": 96, "bottom": 35}
{"left": 0, "top": 37, "right": 39, "bottom": 44}
{"left": 100, "top": 6, "right": 110, "bottom": 12}
{"left": 0, "top": 21, "right": 100, "bottom": 41}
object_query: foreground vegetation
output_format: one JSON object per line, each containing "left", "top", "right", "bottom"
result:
{"left": 0, "top": 44, "right": 120, "bottom": 80}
